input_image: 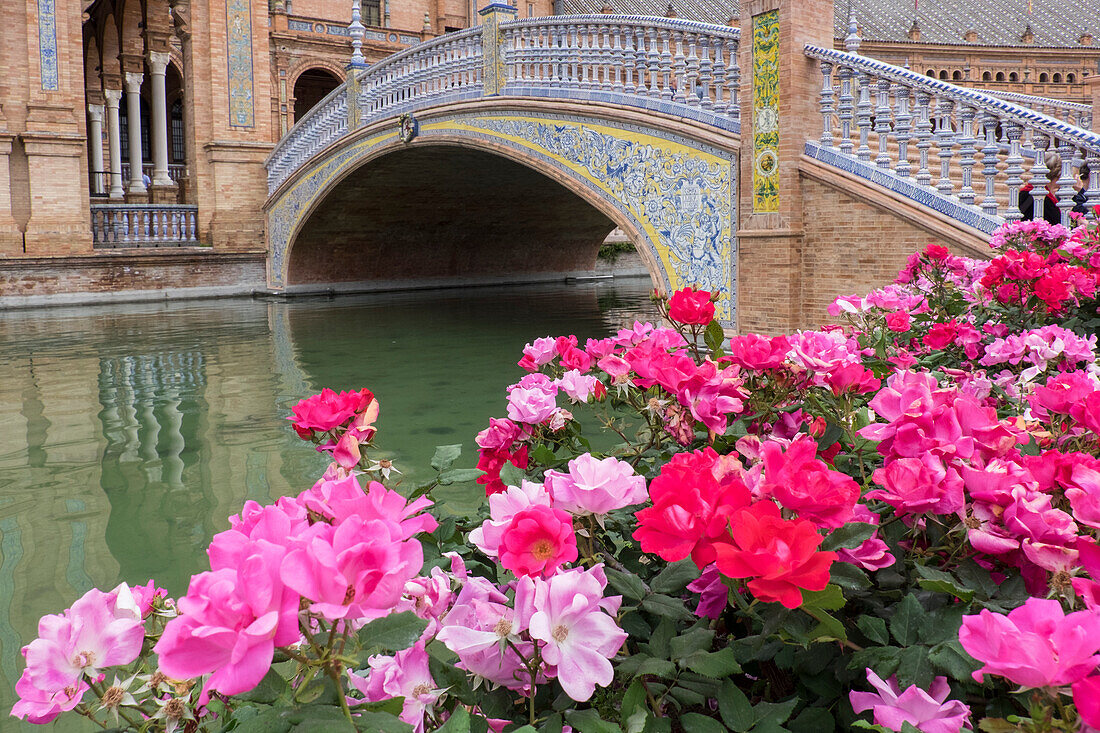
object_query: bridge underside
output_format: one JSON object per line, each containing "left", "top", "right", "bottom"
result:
{"left": 287, "top": 147, "right": 616, "bottom": 287}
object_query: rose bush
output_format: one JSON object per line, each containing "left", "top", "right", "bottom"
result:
{"left": 12, "top": 214, "right": 1100, "bottom": 732}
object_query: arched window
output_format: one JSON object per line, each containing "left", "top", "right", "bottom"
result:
{"left": 982, "top": 71, "right": 992, "bottom": 81}
{"left": 927, "top": 69, "right": 936, "bottom": 77}
{"left": 170, "top": 100, "right": 185, "bottom": 163}
{"left": 952, "top": 70, "right": 963, "bottom": 81}
{"left": 1052, "top": 73, "right": 1062, "bottom": 83}
{"left": 939, "top": 70, "right": 949, "bottom": 80}
{"left": 293, "top": 68, "right": 342, "bottom": 121}
{"left": 1039, "top": 72, "right": 1049, "bottom": 82}
{"left": 1009, "top": 72, "right": 1019, "bottom": 81}
{"left": 996, "top": 71, "right": 1005, "bottom": 81}
{"left": 1068, "top": 73, "right": 1077, "bottom": 83}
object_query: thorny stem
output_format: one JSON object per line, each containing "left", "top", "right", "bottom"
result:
{"left": 75, "top": 704, "right": 109, "bottom": 729}
{"left": 327, "top": 663, "right": 355, "bottom": 726}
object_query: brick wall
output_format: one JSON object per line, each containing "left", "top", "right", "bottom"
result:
{"left": 798, "top": 175, "right": 962, "bottom": 326}
{"left": 288, "top": 146, "right": 615, "bottom": 284}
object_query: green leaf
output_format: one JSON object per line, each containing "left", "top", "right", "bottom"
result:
{"left": 889, "top": 595, "right": 924, "bottom": 647}
{"left": 641, "top": 594, "right": 695, "bottom": 621}
{"left": 807, "top": 608, "right": 848, "bottom": 643}
{"left": 528, "top": 445, "right": 559, "bottom": 466}
{"left": 436, "top": 707, "right": 470, "bottom": 733}
{"left": 621, "top": 680, "right": 649, "bottom": 730}
{"left": 431, "top": 444, "right": 463, "bottom": 472}
{"left": 755, "top": 699, "right": 798, "bottom": 727}
{"left": 849, "top": 646, "right": 903, "bottom": 680}
{"left": 830, "top": 563, "right": 873, "bottom": 591}
{"left": 566, "top": 709, "right": 623, "bottom": 733}
{"left": 670, "top": 627, "right": 716, "bottom": 660}
{"left": 704, "top": 320, "right": 727, "bottom": 355}
{"left": 357, "top": 612, "right": 429, "bottom": 659}
{"left": 680, "top": 713, "right": 726, "bottom": 733}
{"left": 801, "top": 584, "right": 845, "bottom": 611}
{"left": 350, "top": 711, "right": 415, "bottom": 732}
{"left": 855, "top": 616, "right": 889, "bottom": 646}
{"left": 498, "top": 461, "right": 526, "bottom": 488}
{"left": 651, "top": 559, "right": 700, "bottom": 595}
{"left": 606, "top": 568, "right": 648, "bottom": 602}
{"left": 642, "top": 718, "right": 672, "bottom": 733}
{"left": 789, "top": 708, "right": 835, "bottom": 733}
{"left": 617, "top": 654, "right": 677, "bottom": 678}
{"left": 914, "top": 565, "right": 975, "bottom": 602}
{"left": 681, "top": 648, "right": 742, "bottom": 678}
{"left": 438, "top": 468, "right": 484, "bottom": 485}
{"left": 929, "top": 641, "right": 979, "bottom": 682}
{"left": 236, "top": 667, "right": 289, "bottom": 704}
{"left": 896, "top": 646, "right": 934, "bottom": 689}
{"left": 820, "top": 523, "right": 877, "bottom": 552}
{"left": 718, "top": 681, "right": 755, "bottom": 732}
{"left": 978, "top": 719, "right": 1020, "bottom": 733}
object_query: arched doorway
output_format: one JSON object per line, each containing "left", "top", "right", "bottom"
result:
{"left": 293, "top": 68, "right": 342, "bottom": 122}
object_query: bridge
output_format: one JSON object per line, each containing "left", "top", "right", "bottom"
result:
{"left": 264, "top": 1, "right": 1100, "bottom": 333}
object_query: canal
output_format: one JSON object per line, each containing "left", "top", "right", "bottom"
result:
{"left": 0, "top": 278, "right": 660, "bottom": 730}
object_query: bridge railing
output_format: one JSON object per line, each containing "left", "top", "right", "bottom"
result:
{"left": 972, "top": 88, "right": 1092, "bottom": 130}
{"left": 266, "top": 16, "right": 740, "bottom": 193}
{"left": 804, "top": 45, "right": 1100, "bottom": 230}
{"left": 500, "top": 15, "right": 740, "bottom": 119}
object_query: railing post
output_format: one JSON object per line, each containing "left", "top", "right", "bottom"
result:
{"left": 737, "top": 0, "right": 835, "bottom": 333}
{"left": 480, "top": 3, "right": 517, "bottom": 96}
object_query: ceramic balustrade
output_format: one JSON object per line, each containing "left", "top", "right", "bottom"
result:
{"left": 91, "top": 205, "right": 200, "bottom": 247}
{"left": 806, "top": 45, "right": 1100, "bottom": 230}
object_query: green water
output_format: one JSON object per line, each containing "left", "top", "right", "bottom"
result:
{"left": 0, "top": 279, "right": 660, "bottom": 731}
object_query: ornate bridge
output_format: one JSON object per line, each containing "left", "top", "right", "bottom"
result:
{"left": 264, "top": 3, "right": 1100, "bottom": 331}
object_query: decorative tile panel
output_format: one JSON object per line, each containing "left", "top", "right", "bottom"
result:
{"left": 226, "top": 0, "right": 255, "bottom": 128}
{"left": 751, "top": 9, "right": 779, "bottom": 213}
{"left": 38, "top": 0, "right": 59, "bottom": 91}
{"left": 479, "top": 5, "right": 515, "bottom": 96}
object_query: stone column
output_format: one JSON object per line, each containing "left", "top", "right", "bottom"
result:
{"left": 0, "top": 134, "right": 22, "bottom": 255}
{"left": 148, "top": 52, "right": 175, "bottom": 195}
{"left": 736, "top": 0, "right": 835, "bottom": 333}
{"left": 104, "top": 90, "right": 126, "bottom": 199}
{"left": 124, "top": 71, "right": 147, "bottom": 198}
{"left": 87, "top": 104, "right": 106, "bottom": 196}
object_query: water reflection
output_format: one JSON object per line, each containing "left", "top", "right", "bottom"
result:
{"left": 0, "top": 279, "right": 659, "bottom": 730}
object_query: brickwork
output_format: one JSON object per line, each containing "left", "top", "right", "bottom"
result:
{"left": 288, "top": 146, "right": 615, "bottom": 284}
{"left": 799, "top": 175, "right": 960, "bottom": 326}
{"left": 0, "top": 251, "right": 267, "bottom": 297}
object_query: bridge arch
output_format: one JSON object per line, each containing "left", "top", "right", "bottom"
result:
{"left": 266, "top": 101, "right": 739, "bottom": 323}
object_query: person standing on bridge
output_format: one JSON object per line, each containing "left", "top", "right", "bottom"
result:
{"left": 1018, "top": 152, "right": 1063, "bottom": 226}
{"left": 1072, "top": 163, "right": 1090, "bottom": 218}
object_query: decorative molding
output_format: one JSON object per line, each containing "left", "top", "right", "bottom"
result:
{"left": 226, "top": 0, "right": 255, "bottom": 128}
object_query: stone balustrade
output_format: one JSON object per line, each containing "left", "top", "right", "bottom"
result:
{"left": 265, "top": 16, "right": 740, "bottom": 193}
{"left": 91, "top": 204, "right": 199, "bottom": 247}
{"left": 974, "top": 89, "right": 1092, "bottom": 130}
{"left": 805, "top": 44, "right": 1100, "bottom": 231}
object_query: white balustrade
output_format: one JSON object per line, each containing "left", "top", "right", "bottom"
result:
{"left": 805, "top": 44, "right": 1100, "bottom": 229}
{"left": 974, "top": 88, "right": 1092, "bottom": 129}
{"left": 90, "top": 205, "right": 199, "bottom": 247}
{"left": 266, "top": 16, "right": 740, "bottom": 194}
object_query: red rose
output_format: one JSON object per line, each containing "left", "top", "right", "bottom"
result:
{"left": 924, "top": 244, "right": 949, "bottom": 261}
{"left": 633, "top": 448, "right": 751, "bottom": 567}
{"left": 712, "top": 501, "right": 836, "bottom": 609}
{"left": 288, "top": 388, "right": 376, "bottom": 433}
{"left": 922, "top": 321, "right": 959, "bottom": 350}
{"left": 668, "top": 287, "right": 715, "bottom": 326}
{"left": 884, "top": 311, "right": 911, "bottom": 333}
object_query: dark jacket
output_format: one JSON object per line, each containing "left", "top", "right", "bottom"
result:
{"left": 1073, "top": 189, "right": 1089, "bottom": 217}
{"left": 1019, "top": 184, "right": 1062, "bottom": 226}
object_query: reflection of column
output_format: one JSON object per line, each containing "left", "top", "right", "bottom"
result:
{"left": 104, "top": 90, "right": 125, "bottom": 199}
{"left": 87, "top": 105, "right": 106, "bottom": 195}
{"left": 147, "top": 52, "right": 173, "bottom": 187}
{"left": 124, "top": 72, "right": 146, "bottom": 194}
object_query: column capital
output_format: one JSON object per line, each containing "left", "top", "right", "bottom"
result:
{"left": 124, "top": 72, "right": 144, "bottom": 93}
{"left": 87, "top": 104, "right": 105, "bottom": 123}
{"left": 148, "top": 51, "right": 172, "bottom": 75}
{"left": 104, "top": 88, "right": 123, "bottom": 106}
